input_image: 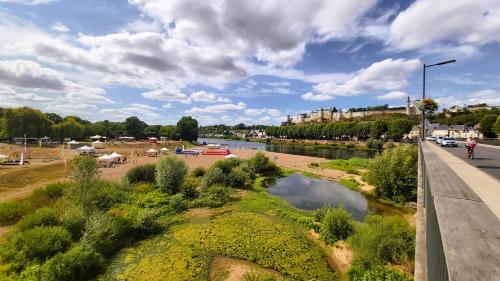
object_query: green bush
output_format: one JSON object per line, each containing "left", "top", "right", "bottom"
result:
{"left": 201, "top": 184, "right": 231, "bottom": 208}
{"left": 320, "top": 204, "right": 354, "bottom": 244}
{"left": 366, "top": 145, "right": 417, "bottom": 203}
{"left": 69, "top": 155, "right": 99, "bottom": 188}
{"left": 367, "top": 138, "right": 384, "bottom": 150}
{"left": 213, "top": 158, "right": 243, "bottom": 174}
{"left": 125, "top": 164, "right": 156, "bottom": 184}
{"left": 348, "top": 264, "right": 412, "bottom": 281}
{"left": 227, "top": 167, "right": 250, "bottom": 189}
{"left": 313, "top": 203, "right": 334, "bottom": 222}
{"left": 33, "top": 182, "right": 70, "bottom": 199}
{"left": 11, "top": 226, "right": 72, "bottom": 262}
{"left": 155, "top": 156, "right": 188, "bottom": 194}
{"left": 17, "top": 208, "right": 59, "bottom": 231}
{"left": 31, "top": 245, "right": 103, "bottom": 281}
{"left": 202, "top": 167, "right": 226, "bottom": 189}
{"left": 169, "top": 194, "right": 187, "bottom": 213}
{"left": 60, "top": 207, "right": 86, "bottom": 240}
{"left": 191, "top": 167, "right": 206, "bottom": 177}
{"left": 66, "top": 181, "right": 126, "bottom": 214}
{"left": 349, "top": 215, "right": 415, "bottom": 267}
{"left": 0, "top": 201, "right": 30, "bottom": 226}
{"left": 82, "top": 213, "right": 130, "bottom": 256}
{"left": 181, "top": 178, "right": 199, "bottom": 198}
{"left": 247, "top": 152, "right": 279, "bottom": 175}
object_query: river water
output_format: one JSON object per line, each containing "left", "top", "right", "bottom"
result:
{"left": 197, "top": 138, "right": 376, "bottom": 160}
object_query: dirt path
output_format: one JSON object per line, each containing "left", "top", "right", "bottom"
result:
{"left": 210, "top": 256, "right": 283, "bottom": 281}
{"left": 307, "top": 230, "right": 352, "bottom": 281}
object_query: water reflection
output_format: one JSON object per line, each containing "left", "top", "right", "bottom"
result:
{"left": 268, "top": 173, "right": 368, "bottom": 221}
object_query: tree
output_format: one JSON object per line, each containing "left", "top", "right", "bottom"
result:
{"left": 45, "top": 113, "right": 63, "bottom": 124}
{"left": 479, "top": 114, "right": 498, "bottom": 138}
{"left": 320, "top": 204, "right": 354, "bottom": 244}
{"left": 156, "top": 156, "right": 188, "bottom": 194}
{"left": 1, "top": 107, "right": 53, "bottom": 138}
{"left": 159, "top": 125, "right": 176, "bottom": 138}
{"left": 233, "top": 123, "right": 246, "bottom": 130}
{"left": 176, "top": 116, "right": 198, "bottom": 142}
{"left": 493, "top": 115, "right": 500, "bottom": 136}
{"left": 144, "top": 125, "right": 161, "bottom": 137}
{"left": 52, "top": 117, "right": 84, "bottom": 141}
{"left": 125, "top": 116, "right": 147, "bottom": 139}
{"left": 370, "top": 120, "right": 388, "bottom": 139}
{"left": 387, "top": 119, "right": 414, "bottom": 141}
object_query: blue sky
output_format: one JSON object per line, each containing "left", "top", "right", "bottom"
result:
{"left": 0, "top": 0, "right": 499, "bottom": 125}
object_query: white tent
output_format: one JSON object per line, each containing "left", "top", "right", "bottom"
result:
{"left": 67, "top": 140, "right": 80, "bottom": 149}
{"left": 76, "top": 145, "right": 96, "bottom": 154}
{"left": 161, "top": 147, "right": 169, "bottom": 151}
{"left": 146, "top": 148, "right": 158, "bottom": 157}
{"left": 225, "top": 154, "right": 238, "bottom": 158}
{"left": 98, "top": 154, "right": 116, "bottom": 161}
{"left": 90, "top": 135, "right": 101, "bottom": 139}
{"left": 110, "top": 152, "right": 123, "bottom": 158}
{"left": 92, "top": 140, "right": 105, "bottom": 149}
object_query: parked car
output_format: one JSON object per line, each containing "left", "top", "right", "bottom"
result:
{"left": 441, "top": 137, "right": 458, "bottom": 147}
{"left": 426, "top": 136, "right": 437, "bottom": 141}
{"left": 436, "top": 136, "right": 444, "bottom": 144}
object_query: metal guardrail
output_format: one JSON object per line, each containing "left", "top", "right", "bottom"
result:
{"left": 417, "top": 141, "right": 500, "bottom": 281}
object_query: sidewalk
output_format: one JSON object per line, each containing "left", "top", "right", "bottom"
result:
{"left": 427, "top": 143, "right": 500, "bottom": 219}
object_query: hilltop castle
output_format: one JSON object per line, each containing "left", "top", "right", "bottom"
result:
{"left": 284, "top": 97, "right": 416, "bottom": 125}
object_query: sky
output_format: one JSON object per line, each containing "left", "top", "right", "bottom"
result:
{"left": 0, "top": 0, "right": 499, "bottom": 126}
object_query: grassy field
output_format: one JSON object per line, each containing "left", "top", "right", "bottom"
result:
{"left": 320, "top": 158, "right": 371, "bottom": 175}
{"left": 0, "top": 162, "right": 64, "bottom": 190}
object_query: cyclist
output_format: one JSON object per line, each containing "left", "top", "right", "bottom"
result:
{"left": 465, "top": 137, "right": 476, "bottom": 158}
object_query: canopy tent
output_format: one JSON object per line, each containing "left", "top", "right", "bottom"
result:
{"left": 160, "top": 147, "right": 169, "bottom": 155}
{"left": 110, "top": 152, "right": 123, "bottom": 158}
{"left": 76, "top": 145, "right": 96, "bottom": 154}
{"left": 146, "top": 148, "right": 158, "bottom": 157}
{"left": 98, "top": 154, "right": 117, "bottom": 162}
{"left": 90, "top": 135, "right": 107, "bottom": 140}
{"left": 92, "top": 140, "right": 105, "bottom": 149}
{"left": 225, "top": 154, "right": 238, "bottom": 158}
{"left": 67, "top": 140, "right": 80, "bottom": 149}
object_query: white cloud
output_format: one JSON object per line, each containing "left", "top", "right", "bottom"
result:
{"left": 0, "top": 60, "right": 65, "bottom": 90}
{"left": 100, "top": 103, "right": 161, "bottom": 121}
{"left": 435, "top": 89, "right": 500, "bottom": 109}
{"left": 377, "top": 91, "right": 408, "bottom": 100}
{"left": 141, "top": 86, "right": 190, "bottom": 103}
{"left": 162, "top": 103, "right": 172, "bottom": 109}
{"left": 0, "top": 0, "right": 57, "bottom": 4}
{"left": 185, "top": 102, "right": 246, "bottom": 115}
{"left": 190, "top": 91, "right": 231, "bottom": 103}
{"left": 311, "top": 58, "right": 420, "bottom": 97}
{"left": 244, "top": 108, "right": 281, "bottom": 117}
{"left": 51, "top": 22, "right": 69, "bottom": 33}
{"left": 301, "top": 92, "right": 334, "bottom": 101}
{"left": 388, "top": 0, "right": 500, "bottom": 51}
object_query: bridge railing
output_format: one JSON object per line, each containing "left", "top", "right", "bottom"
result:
{"left": 417, "top": 141, "right": 500, "bottom": 281}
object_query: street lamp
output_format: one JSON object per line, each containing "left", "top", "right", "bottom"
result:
{"left": 421, "top": 59, "right": 456, "bottom": 141}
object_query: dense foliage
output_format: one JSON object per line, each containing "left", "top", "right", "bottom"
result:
{"left": 125, "top": 164, "right": 156, "bottom": 184}
{"left": 366, "top": 145, "right": 418, "bottom": 203}
{"left": 318, "top": 204, "right": 354, "bottom": 244}
{"left": 428, "top": 107, "right": 499, "bottom": 128}
{"left": 155, "top": 156, "right": 189, "bottom": 194}
{"left": 265, "top": 118, "right": 415, "bottom": 142}
{"left": 176, "top": 116, "right": 199, "bottom": 142}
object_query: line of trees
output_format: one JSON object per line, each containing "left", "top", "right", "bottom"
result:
{"left": 0, "top": 107, "right": 199, "bottom": 142}
{"left": 429, "top": 107, "right": 500, "bottom": 138}
{"left": 265, "top": 118, "right": 415, "bottom": 142}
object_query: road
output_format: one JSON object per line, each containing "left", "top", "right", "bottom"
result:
{"left": 437, "top": 142, "right": 500, "bottom": 180}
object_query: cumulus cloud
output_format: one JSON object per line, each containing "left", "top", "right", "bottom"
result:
{"left": 51, "top": 22, "right": 68, "bottom": 33}
{"left": 0, "top": 0, "right": 57, "bottom": 4}
{"left": 185, "top": 102, "right": 246, "bottom": 115}
{"left": 377, "top": 91, "right": 408, "bottom": 100}
{"left": 244, "top": 108, "right": 281, "bottom": 117}
{"left": 388, "top": 0, "right": 500, "bottom": 52}
{"left": 190, "top": 91, "right": 231, "bottom": 103}
{"left": 301, "top": 58, "right": 420, "bottom": 102}
{"left": 0, "top": 60, "right": 65, "bottom": 90}
{"left": 100, "top": 103, "right": 161, "bottom": 121}
{"left": 435, "top": 89, "right": 500, "bottom": 109}
{"left": 141, "top": 86, "right": 190, "bottom": 103}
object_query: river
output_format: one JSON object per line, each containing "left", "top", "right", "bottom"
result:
{"left": 197, "top": 138, "right": 376, "bottom": 160}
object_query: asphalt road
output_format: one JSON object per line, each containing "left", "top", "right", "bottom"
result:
{"left": 436, "top": 142, "right": 500, "bottom": 180}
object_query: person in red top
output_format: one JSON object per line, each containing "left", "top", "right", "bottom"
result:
{"left": 465, "top": 137, "right": 477, "bottom": 158}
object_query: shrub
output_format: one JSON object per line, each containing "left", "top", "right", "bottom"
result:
{"left": 11, "top": 226, "right": 72, "bottom": 262}
{"left": 349, "top": 215, "right": 415, "bottom": 267}
{"left": 309, "top": 162, "right": 320, "bottom": 168}
{"left": 181, "top": 178, "right": 199, "bottom": 199}
{"left": 169, "top": 194, "right": 187, "bottom": 213}
{"left": 202, "top": 167, "right": 226, "bottom": 189}
{"left": 212, "top": 158, "right": 242, "bottom": 174}
{"left": 320, "top": 204, "right": 354, "bottom": 244}
{"left": 191, "top": 167, "right": 206, "bottom": 177}
{"left": 348, "top": 264, "right": 412, "bottom": 281}
{"left": 202, "top": 185, "right": 231, "bottom": 207}
{"left": 366, "top": 145, "right": 417, "bottom": 203}
{"left": 367, "top": 138, "right": 384, "bottom": 150}
{"left": 155, "top": 156, "right": 188, "bottom": 194}
{"left": 69, "top": 155, "right": 99, "bottom": 187}
{"left": 227, "top": 167, "right": 249, "bottom": 189}
{"left": 32, "top": 245, "right": 103, "bottom": 281}
{"left": 125, "top": 164, "right": 156, "bottom": 184}
{"left": 33, "top": 182, "right": 70, "bottom": 199}
{"left": 0, "top": 201, "right": 30, "bottom": 226}
{"left": 60, "top": 207, "right": 86, "bottom": 240}
{"left": 247, "top": 152, "right": 279, "bottom": 175}
{"left": 82, "top": 212, "right": 129, "bottom": 256}
{"left": 17, "top": 208, "right": 59, "bottom": 231}
{"left": 313, "top": 203, "right": 334, "bottom": 222}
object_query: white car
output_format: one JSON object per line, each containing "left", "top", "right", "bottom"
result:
{"left": 426, "top": 136, "right": 437, "bottom": 141}
{"left": 441, "top": 137, "right": 458, "bottom": 147}
{"left": 436, "top": 136, "right": 444, "bottom": 144}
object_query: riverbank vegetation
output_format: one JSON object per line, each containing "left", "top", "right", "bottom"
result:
{"left": 0, "top": 151, "right": 416, "bottom": 280}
